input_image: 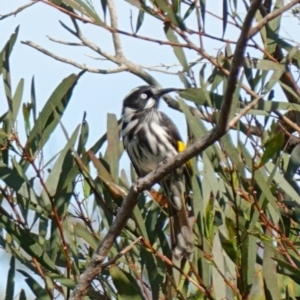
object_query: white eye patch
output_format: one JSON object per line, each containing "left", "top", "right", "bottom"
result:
{"left": 140, "top": 93, "right": 147, "bottom": 99}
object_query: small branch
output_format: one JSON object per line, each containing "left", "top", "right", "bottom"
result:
{"left": 64, "top": 19, "right": 161, "bottom": 86}
{"left": 141, "top": 238, "right": 212, "bottom": 298}
{"left": 139, "top": 64, "right": 180, "bottom": 75}
{"left": 12, "top": 134, "right": 73, "bottom": 276}
{"left": 273, "top": 111, "right": 300, "bottom": 134}
{"left": 100, "top": 237, "right": 142, "bottom": 268}
{"left": 0, "top": 2, "right": 35, "bottom": 20}
{"left": 47, "top": 36, "right": 84, "bottom": 46}
{"left": 38, "top": 1, "right": 190, "bottom": 49}
{"left": 248, "top": 0, "right": 300, "bottom": 39}
{"left": 227, "top": 96, "right": 264, "bottom": 130}
{"left": 218, "top": 0, "right": 263, "bottom": 132}
{"left": 21, "top": 40, "right": 127, "bottom": 74}
{"left": 107, "top": 0, "right": 123, "bottom": 57}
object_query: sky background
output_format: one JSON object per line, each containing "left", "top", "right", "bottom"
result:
{"left": 0, "top": 1, "right": 299, "bottom": 299}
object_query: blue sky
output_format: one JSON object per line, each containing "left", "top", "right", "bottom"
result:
{"left": 0, "top": 1, "right": 299, "bottom": 298}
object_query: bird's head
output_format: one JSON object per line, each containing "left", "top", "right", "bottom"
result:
{"left": 122, "top": 85, "right": 178, "bottom": 113}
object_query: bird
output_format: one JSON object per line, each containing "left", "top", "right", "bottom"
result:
{"left": 121, "top": 85, "right": 194, "bottom": 260}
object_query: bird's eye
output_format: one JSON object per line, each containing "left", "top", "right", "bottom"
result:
{"left": 140, "top": 93, "right": 147, "bottom": 99}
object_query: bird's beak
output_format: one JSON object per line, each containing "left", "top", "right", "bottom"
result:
{"left": 155, "top": 88, "right": 182, "bottom": 98}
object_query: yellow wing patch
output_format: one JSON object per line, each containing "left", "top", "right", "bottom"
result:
{"left": 177, "top": 140, "right": 187, "bottom": 153}
{"left": 177, "top": 141, "right": 192, "bottom": 174}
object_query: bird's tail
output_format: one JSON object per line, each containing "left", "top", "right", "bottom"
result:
{"left": 161, "top": 177, "right": 194, "bottom": 260}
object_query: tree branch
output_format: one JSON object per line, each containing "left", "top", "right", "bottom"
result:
{"left": 217, "top": 0, "right": 263, "bottom": 131}
{"left": 107, "top": 0, "right": 123, "bottom": 57}
{"left": 248, "top": 0, "right": 300, "bottom": 39}
{"left": 0, "top": 2, "right": 35, "bottom": 20}
{"left": 47, "top": 36, "right": 84, "bottom": 46}
{"left": 21, "top": 40, "right": 127, "bottom": 74}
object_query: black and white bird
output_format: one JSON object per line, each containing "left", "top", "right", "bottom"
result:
{"left": 121, "top": 85, "right": 194, "bottom": 260}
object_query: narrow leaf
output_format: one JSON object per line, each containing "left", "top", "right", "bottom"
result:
{"left": 5, "top": 256, "right": 15, "bottom": 300}
{"left": 105, "top": 113, "right": 119, "bottom": 182}
{"left": 24, "top": 72, "right": 84, "bottom": 169}
{"left": 17, "top": 270, "right": 51, "bottom": 300}
{"left": 164, "top": 24, "right": 189, "bottom": 71}
{"left": 135, "top": 9, "right": 145, "bottom": 33}
{"left": 109, "top": 265, "right": 145, "bottom": 300}
{"left": 222, "top": 0, "right": 228, "bottom": 38}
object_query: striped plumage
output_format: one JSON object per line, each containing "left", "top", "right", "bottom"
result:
{"left": 121, "top": 85, "right": 194, "bottom": 260}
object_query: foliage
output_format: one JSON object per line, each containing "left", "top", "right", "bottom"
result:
{"left": 1, "top": 1, "right": 300, "bottom": 299}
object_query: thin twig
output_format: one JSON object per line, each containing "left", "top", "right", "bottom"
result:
{"left": 47, "top": 36, "right": 84, "bottom": 46}
{"left": 0, "top": 2, "right": 35, "bottom": 20}
{"left": 107, "top": 0, "right": 123, "bottom": 57}
{"left": 227, "top": 96, "right": 264, "bottom": 130}
{"left": 141, "top": 238, "right": 213, "bottom": 298}
{"left": 248, "top": 0, "right": 300, "bottom": 38}
{"left": 273, "top": 111, "right": 300, "bottom": 134}
{"left": 218, "top": 0, "right": 263, "bottom": 130}
{"left": 100, "top": 237, "right": 142, "bottom": 268}
{"left": 21, "top": 40, "right": 127, "bottom": 74}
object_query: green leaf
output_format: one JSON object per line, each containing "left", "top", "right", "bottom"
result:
{"left": 154, "top": 0, "right": 182, "bottom": 27}
{"left": 24, "top": 72, "right": 84, "bottom": 169}
{"left": 77, "top": 114, "right": 89, "bottom": 154}
{"left": 274, "top": 257, "right": 300, "bottom": 285}
{"left": 74, "top": 223, "right": 100, "bottom": 249}
{"left": 105, "top": 113, "right": 120, "bottom": 182}
{"left": 100, "top": 0, "right": 107, "bottom": 20}
{"left": 0, "top": 162, "right": 38, "bottom": 202}
{"left": 17, "top": 270, "right": 52, "bottom": 300}
{"left": 142, "top": 249, "right": 163, "bottom": 298}
{"left": 49, "top": 273, "right": 76, "bottom": 289}
{"left": 5, "top": 256, "right": 15, "bottom": 300}
{"left": 200, "top": 0, "right": 206, "bottom": 29}
{"left": 180, "top": 88, "right": 300, "bottom": 115}
{"left": 109, "top": 265, "right": 145, "bottom": 300}
{"left": 240, "top": 143, "right": 281, "bottom": 229}
{"left": 178, "top": 97, "right": 223, "bottom": 166}
{"left": 183, "top": 3, "right": 195, "bottom": 20}
{"left": 229, "top": 72, "right": 243, "bottom": 120}
{"left": 243, "top": 57, "right": 284, "bottom": 71}
{"left": 0, "top": 26, "right": 19, "bottom": 78}
{"left": 241, "top": 235, "right": 256, "bottom": 297}
{"left": 265, "top": 0, "right": 282, "bottom": 54}
{"left": 90, "top": 150, "right": 114, "bottom": 181}
{"left": 19, "top": 289, "right": 27, "bottom": 300}
{"left": 172, "top": 0, "right": 180, "bottom": 13}
{"left": 284, "top": 144, "right": 300, "bottom": 195}
{"left": 11, "top": 78, "right": 24, "bottom": 124}
{"left": 135, "top": 9, "right": 145, "bottom": 33}
{"left": 0, "top": 214, "right": 57, "bottom": 272}
{"left": 262, "top": 68, "right": 284, "bottom": 94}
{"left": 132, "top": 204, "right": 149, "bottom": 241}
{"left": 164, "top": 24, "right": 189, "bottom": 71}
{"left": 263, "top": 240, "right": 280, "bottom": 300}
{"left": 259, "top": 132, "right": 285, "bottom": 167}
{"left": 31, "top": 76, "right": 37, "bottom": 121}
{"left": 222, "top": 0, "right": 228, "bottom": 38}
{"left": 212, "top": 233, "right": 226, "bottom": 299}
{"left": 2, "top": 40, "right": 12, "bottom": 109}
{"left": 22, "top": 103, "right": 32, "bottom": 137}
{"left": 63, "top": 0, "right": 104, "bottom": 26}
{"left": 178, "top": 72, "right": 191, "bottom": 88}
{"left": 42, "top": 125, "right": 79, "bottom": 196}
